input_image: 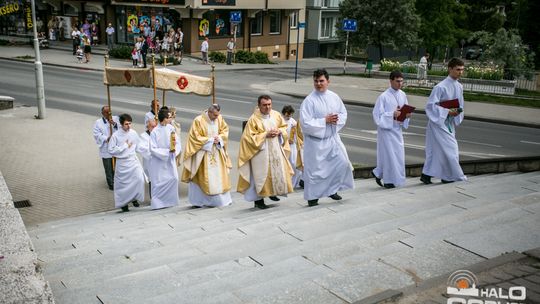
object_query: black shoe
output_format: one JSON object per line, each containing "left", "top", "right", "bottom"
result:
{"left": 329, "top": 193, "right": 342, "bottom": 200}
{"left": 299, "top": 180, "right": 304, "bottom": 188}
{"left": 371, "top": 172, "right": 383, "bottom": 187}
{"left": 254, "top": 199, "right": 269, "bottom": 209}
{"left": 420, "top": 174, "right": 432, "bottom": 185}
{"left": 121, "top": 206, "right": 129, "bottom": 212}
{"left": 308, "top": 199, "right": 319, "bottom": 207}
{"left": 191, "top": 205, "right": 202, "bottom": 209}
{"left": 384, "top": 183, "right": 395, "bottom": 189}
{"left": 108, "top": 185, "right": 114, "bottom": 190}
{"left": 441, "top": 179, "right": 454, "bottom": 184}
{"left": 269, "top": 196, "right": 280, "bottom": 201}
{"left": 132, "top": 201, "right": 140, "bottom": 207}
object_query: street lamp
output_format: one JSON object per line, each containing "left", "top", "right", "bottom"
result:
{"left": 30, "top": 0, "right": 46, "bottom": 119}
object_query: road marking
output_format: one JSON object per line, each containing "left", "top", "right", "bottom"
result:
{"left": 216, "top": 97, "right": 252, "bottom": 104}
{"left": 409, "top": 125, "right": 426, "bottom": 129}
{"left": 520, "top": 140, "right": 540, "bottom": 145}
{"left": 458, "top": 140, "right": 502, "bottom": 148}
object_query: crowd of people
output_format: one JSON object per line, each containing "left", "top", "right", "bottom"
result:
{"left": 93, "top": 60, "right": 467, "bottom": 213}
{"left": 129, "top": 26, "right": 185, "bottom": 68}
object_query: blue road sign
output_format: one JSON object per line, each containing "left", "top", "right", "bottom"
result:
{"left": 230, "top": 11, "right": 242, "bottom": 23}
{"left": 298, "top": 22, "right": 305, "bottom": 29}
{"left": 342, "top": 19, "right": 357, "bottom": 32}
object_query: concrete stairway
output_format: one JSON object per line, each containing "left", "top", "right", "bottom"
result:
{"left": 26, "top": 172, "right": 540, "bottom": 304}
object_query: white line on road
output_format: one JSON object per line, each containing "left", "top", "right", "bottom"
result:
{"left": 520, "top": 140, "right": 540, "bottom": 145}
{"left": 458, "top": 140, "right": 502, "bottom": 148}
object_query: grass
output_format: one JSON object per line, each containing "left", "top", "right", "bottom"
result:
{"left": 15, "top": 55, "right": 34, "bottom": 60}
{"left": 403, "top": 87, "right": 540, "bottom": 108}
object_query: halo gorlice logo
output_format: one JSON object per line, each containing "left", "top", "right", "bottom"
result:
{"left": 446, "top": 270, "right": 527, "bottom": 304}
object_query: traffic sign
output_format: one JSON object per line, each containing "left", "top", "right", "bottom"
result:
{"left": 298, "top": 22, "right": 305, "bottom": 29}
{"left": 342, "top": 19, "right": 357, "bottom": 32}
{"left": 230, "top": 11, "right": 242, "bottom": 23}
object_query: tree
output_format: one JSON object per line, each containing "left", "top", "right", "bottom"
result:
{"left": 470, "top": 28, "right": 535, "bottom": 78}
{"left": 338, "top": 0, "right": 420, "bottom": 62}
{"left": 415, "top": 0, "right": 468, "bottom": 61}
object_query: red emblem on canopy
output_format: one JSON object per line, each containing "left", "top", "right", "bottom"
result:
{"left": 177, "top": 76, "right": 188, "bottom": 90}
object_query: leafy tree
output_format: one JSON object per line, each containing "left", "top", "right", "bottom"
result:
{"left": 470, "top": 28, "right": 535, "bottom": 78}
{"left": 415, "top": 0, "right": 468, "bottom": 61}
{"left": 338, "top": 0, "right": 420, "bottom": 62}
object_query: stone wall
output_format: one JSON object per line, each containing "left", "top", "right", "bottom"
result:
{"left": 0, "top": 171, "right": 55, "bottom": 304}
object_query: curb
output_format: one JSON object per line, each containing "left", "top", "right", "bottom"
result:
{"left": 275, "top": 91, "right": 540, "bottom": 129}
{"left": 360, "top": 251, "right": 529, "bottom": 304}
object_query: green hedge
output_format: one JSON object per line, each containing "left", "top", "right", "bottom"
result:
{"left": 108, "top": 45, "right": 132, "bottom": 59}
{"left": 156, "top": 55, "right": 181, "bottom": 65}
{"left": 234, "top": 50, "right": 273, "bottom": 64}
{"left": 209, "top": 51, "right": 226, "bottom": 63}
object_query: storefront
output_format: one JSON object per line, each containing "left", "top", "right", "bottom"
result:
{"left": 111, "top": 0, "right": 184, "bottom": 44}
{"left": 0, "top": 0, "right": 46, "bottom": 37}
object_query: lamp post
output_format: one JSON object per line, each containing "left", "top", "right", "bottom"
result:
{"left": 30, "top": 0, "right": 46, "bottom": 119}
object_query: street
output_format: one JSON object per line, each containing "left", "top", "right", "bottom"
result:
{"left": 1, "top": 59, "right": 539, "bottom": 166}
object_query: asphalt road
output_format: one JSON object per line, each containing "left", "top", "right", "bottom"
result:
{"left": 1, "top": 59, "right": 539, "bottom": 166}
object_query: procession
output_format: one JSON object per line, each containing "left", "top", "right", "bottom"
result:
{"left": 94, "top": 58, "right": 468, "bottom": 213}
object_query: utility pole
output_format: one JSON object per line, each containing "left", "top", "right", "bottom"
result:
{"left": 30, "top": 0, "right": 46, "bottom": 119}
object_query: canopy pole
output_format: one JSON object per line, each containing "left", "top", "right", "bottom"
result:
{"left": 151, "top": 53, "right": 158, "bottom": 120}
{"left": 162, "top": 90, "right": 166, "bottom": 107}
{"left": 104, "top": 53, "right": 115, "bottom": 169}
{"left": 211, "top": 64, "right": 216, "bottom": 105}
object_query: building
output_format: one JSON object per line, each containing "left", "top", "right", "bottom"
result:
{"left": 303, "top": 0, "right": 342, "bottom": 58}
{"left": 1, "top": 0, "right": 306, "bottom": 61}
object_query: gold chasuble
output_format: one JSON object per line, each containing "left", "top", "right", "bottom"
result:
{"left": 295, "top": 121, "right": 304, "bottom": 171}
{"left": 237, "top": 108, "right": 294, "bottom": 197}
{"left": 181, "top": 112, "right": 232, "bottom": 195}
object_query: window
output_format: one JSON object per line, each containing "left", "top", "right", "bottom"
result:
{"left": 320, "top": 17, "right": 334, "bottom": 38}
{"left": 250, "top": 11, "right": 262, "bottom": 35}
{"left": 290, "top": 49, "right": 296, "bottom": 56}
{"left": 199, "top": 10, "right": 242, "bottom": 39}
{"left": 272, "top": 51, "right": 280, "bottom": 58}
{"left": 289, "top": 11, "right": 298, "bottom": 29}
{"left": 269, "top": 10, "right": 281, "bottom": 34}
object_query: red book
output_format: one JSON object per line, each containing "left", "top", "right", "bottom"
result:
{"left": 396, "top": 104, "right": 415, "bottom": 122}
{"left": 438, "top": 98, "right": 460, "bottom": 109}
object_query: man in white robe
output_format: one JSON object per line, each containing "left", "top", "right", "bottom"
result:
{"left": 92, "top": 106, "right": 119, "bottom": 190}
{"left": 182, "top": 104, "right": 232, "bottom": 207}
{"left": 144, "top": 99, "right": 159, "bottom": 131}
{"left": 300, "top": 69, "right": 354, "bottom": 207}
{"left": 372, "top": 70, "right": 411, "bottom": 188}
{"left": 238, "top": 95, "right": 294, "bottom": 209}
{"left": 421, "top": 57, "right": 467, "bottom": 184}
{"left": 150, "top": 107, "right": 181, "bottom": 209}
{"left": 108, "top": 114, "right": 145, "bottom": 212}
{"left": 138, "top": 119, "right": 157, "bottom": 197}
{"left": 281, "top": 105, "right": 303, "bottom": 188}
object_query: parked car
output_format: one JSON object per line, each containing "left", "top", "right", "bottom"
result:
{"left": 465, "top": 47, "right": 482, "bottom": 60}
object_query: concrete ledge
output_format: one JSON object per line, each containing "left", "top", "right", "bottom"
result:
{"left": 354, "top": 155, "right": 540, "bottom": 179}
{"left": 0, "top": 171, "right": 55, "bottom": 304}
{"left": 0, "top": 95, "right": 14, "bottom": 110}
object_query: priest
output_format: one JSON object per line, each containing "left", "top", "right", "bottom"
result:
{"left": 300, "top": 69, "right": 354, "bottom": 207}
{"left": 237, "top": 95, "right": 294, "bottom": 209}
{"left": 372, "top": 70, "right": 411, "bottom": 188}
{"left": 421, "top": 58, "right": 467, "bottom": 184}
{"left": 181, "top": 104, "right": 232, "bottom": 207}
{"left": 149, "top": 107, "right": 181, "bottom": 209}
{"left": 107, "top": 113, "right": 145, "bottom": 212}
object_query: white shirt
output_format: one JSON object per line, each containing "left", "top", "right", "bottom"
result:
{"left": 201, "top": 40, "right": 209, "bottom": 52}
{"left": 106, "top": 26, "right": 115, "bottom": 35}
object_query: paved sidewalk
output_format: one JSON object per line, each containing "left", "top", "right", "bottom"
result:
{"left": 1, "top": 44, "right": 538, "bottom": 128}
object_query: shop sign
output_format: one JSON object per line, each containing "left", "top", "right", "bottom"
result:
{"left": 0, "top": 2, "right": 20, "bottom": 16}
{"left": 25, "top": 3, "right": 33, "bottom": 30}
{"left": 202, "top": 0, "right": 236, "bottom": 6}
{"left": 114, "top": 0, "right": 185, "bottom": 5}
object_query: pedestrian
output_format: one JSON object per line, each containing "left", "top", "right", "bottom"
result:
{"left": 57, "top": 17, "right": 64, "bottom": 41}
{"left": 281, "top": 105, "right": 303, "bottom": 188}
{"left": 181, "top": 104, "right": 233, "bottom": 208}
{"left": 161, "top": 33, "right": 169, "bottom": 58}
{"left": 135, "top": 37, "right": 143, "bottom": 67}
{"left": 82, "top": 35, "right": 91, "bottom": 63}
{"left": 140, "top": 36, "right": 148, "bottom": 68}
{"left": 138, "top": 119, "right": 157, "bottom": 198}
{"left": 226, "top": 37, "right": 234, "bottom": 65}
{"left": 107, "top": 113, "right": 145, "bottom": 212}
{"left": 106, "top": 23, "right": 115, "bottom": 50}
{"left": 299, "top": 69, "right": 354, "bottom": 207}
{"left": 131, "top": 46, "right": 139, "bottom": 68}
{"left": 71, "top": 26, "right": 81, "bottom": 55}
{"left": 91, "top": 22, "right": 99, "bottom": 45}
{"left": 81, "top": 19, "right": 91, "bottom": 38}
{"left": 421, "top": 58, "right": 467, "bottom": 184}
{"left": 201, "top": 37, "right": 209, "bottom": 64}
{"left": 372, "top": 70, "right": 412, "bottom": 189}
{"left": 92, "top": 106, "right": 120, "bottom": 190}
{"left": 237, "top": 95, "right": 294, "bottom": 209}
{"left": 175, "top": 27, "right": 183, "bottom": 62}
{"left": 144, "top": 99, "right": 159, "bottom": 129}
{"left": 149, "top": 107, "right": 181, "bottom": 209}
{"left": 75, "top": 46, "right": 84, "bottom": 63}
{"left": 418, "top": 53, "right": 429, "bottom": 85}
